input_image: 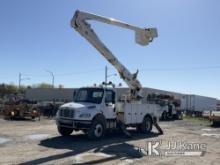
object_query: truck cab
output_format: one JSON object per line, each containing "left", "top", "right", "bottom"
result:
{"left": 56, "top": 87, "right": 117, "bottom": 138}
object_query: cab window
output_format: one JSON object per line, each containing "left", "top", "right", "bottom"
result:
{"left": 105, "top": 90, "right": 115, "bottom": 104}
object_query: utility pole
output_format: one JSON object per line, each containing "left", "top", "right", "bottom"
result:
{"left": 19, "top": 73, "right": 21, "bottom": 89}
{"left": 45, "top": 70, "right": 54, "bottom": 88}
{"left": 18, "top": 73, "right": 30, "bottom": 89}
{"left": 105, "top": 65, "right": 117, "bottom": 87}
{"left": 105, "top": 65, "right": 108, "bottom": 86}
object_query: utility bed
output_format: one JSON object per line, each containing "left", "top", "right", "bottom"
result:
{"left": 116, "top": 102, "right": 162, "bottom": 125}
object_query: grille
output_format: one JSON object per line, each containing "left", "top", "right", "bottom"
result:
{"left": 59, "top": 108, "right": 74, "bottom": 118}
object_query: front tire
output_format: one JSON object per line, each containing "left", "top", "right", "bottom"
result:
{"left": 58, "top": 126, "right": 73, "bottom": 136}
{"left": 87, "top": 118, "right": 105, "bottom": 140}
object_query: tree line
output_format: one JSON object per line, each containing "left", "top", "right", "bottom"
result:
{"left": 0, "top": 83, "right": 64, "bottom": 98}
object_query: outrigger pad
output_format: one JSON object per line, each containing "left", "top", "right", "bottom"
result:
{"left": 153, "top": 122, "right": 164, "bottom": 135}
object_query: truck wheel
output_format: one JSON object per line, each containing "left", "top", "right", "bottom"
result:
{"left": 87, "top": 118, "right": 105, "bottom": 140}
{"left": 176, "top": 113, "right": 183, "bottom": 120}
{"left": 212, "top": 121, "right": 220, "bottom": 126}
{"left": 140, "top": 116, "right": 152, "bottom": 134}
{"left": 58, "top": 126, "right": 73, "bottom": 136}
{"left": 82, "top": 130, "right": 88, "bottom": 134}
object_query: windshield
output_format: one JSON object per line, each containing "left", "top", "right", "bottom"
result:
{"left": 74, "top": 88, "right": 104, "bottom": 104}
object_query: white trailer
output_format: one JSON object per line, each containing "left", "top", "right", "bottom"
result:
{"left": 217, "top": 100, "right": 220, "bottom": 111}
{"left": 181, "top": 95, "right": 217, "bottom": 113}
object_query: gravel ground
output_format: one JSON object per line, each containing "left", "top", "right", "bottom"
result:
{"left": 0, "top": 116, "right": 219, "bottom": 165}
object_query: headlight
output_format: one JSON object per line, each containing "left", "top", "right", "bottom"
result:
{"left": 11, "top": 111, "right": 15, "bottom": 116}
{"left": 79, "top": 113, "right": 91, "bottom": 118}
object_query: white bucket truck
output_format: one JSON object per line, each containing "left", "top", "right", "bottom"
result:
{"left": 56, "top": 10, "right": 163, "bottom": 139}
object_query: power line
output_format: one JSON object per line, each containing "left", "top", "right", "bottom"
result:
{"left": 55, "top": 68, "right": 104, "bottom": 77}
{"left": 0, "top": 65, "right": 219, "bottom": 79}
{"left": 139, "top": 66, "right": 220, "bottom": 72}
{"left": 15, "top": 68, "right": 104, "bottom": 78}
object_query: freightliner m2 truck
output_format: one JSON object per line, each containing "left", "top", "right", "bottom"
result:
{"left": 56, "top": 10, "right": 164, "bottom": 139}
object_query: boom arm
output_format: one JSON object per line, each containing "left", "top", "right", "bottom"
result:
{"left": 71, "top": 10, "right": 158, "bottom": 100}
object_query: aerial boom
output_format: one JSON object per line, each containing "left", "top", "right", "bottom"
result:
{"left": 71, "top": 10, "right": 158, "bottom": 100}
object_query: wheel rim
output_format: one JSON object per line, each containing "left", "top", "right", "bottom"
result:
{"left": 94, "top": 124, "right": 103, "bottom": 137}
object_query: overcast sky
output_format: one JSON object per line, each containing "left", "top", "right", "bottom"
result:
{"left": 0, "top": 0, "right": 219, "bottom": 99}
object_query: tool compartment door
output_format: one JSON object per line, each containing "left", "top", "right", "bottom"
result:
{"left": 131, "top": 104, "right": 141, "bottom": 124}
{"left": 124, "top": 104, "right": 132, "bottom": 124}
{"left": 116, "top": 103, "right": 132, "bottom": 125}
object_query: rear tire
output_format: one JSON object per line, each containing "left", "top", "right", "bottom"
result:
{"left": 176, "top": 113, "right": 183, "bottom": 120}
{"left": 139, "top": 116, "right": 153, "bottom": 134}
{"left": 58, "top": 126, "right": 73, "bottom": 136}
{"left": 162, "top": 111, "right": 168, "bottom": 120}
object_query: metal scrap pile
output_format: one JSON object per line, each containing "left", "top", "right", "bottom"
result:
{"left": 3, "top": 99, "right": 40, "bottom": 120}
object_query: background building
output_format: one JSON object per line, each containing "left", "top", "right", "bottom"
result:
{"left": 25, "top": 87, "right": 183, "bottom": 102}
{"left": 217, "top": 100, "right": 220, "bottom": 111}
{"left": 25, "top": 87, "right": 218, "bottom": 112}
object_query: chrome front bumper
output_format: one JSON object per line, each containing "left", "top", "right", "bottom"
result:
{"left": 56, "top": 117, "right": 92, "bottom": 129}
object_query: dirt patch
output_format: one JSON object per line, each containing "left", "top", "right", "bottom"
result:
{"left": 25, "top": 134, "right": 51, "bottom": 141}
{"left": 0, "top": 118, "right": 219, "bottom": 165}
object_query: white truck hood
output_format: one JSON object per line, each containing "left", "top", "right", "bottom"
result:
{"left": 60, "top": 102, "right": 98, "bottom": 110}
{"left": 59, "top": 102, "right": 100, "bottom": 120}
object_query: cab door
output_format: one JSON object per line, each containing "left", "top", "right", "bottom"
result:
{"left": 103, "top": 90, "right": 116, "bottom": 119}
